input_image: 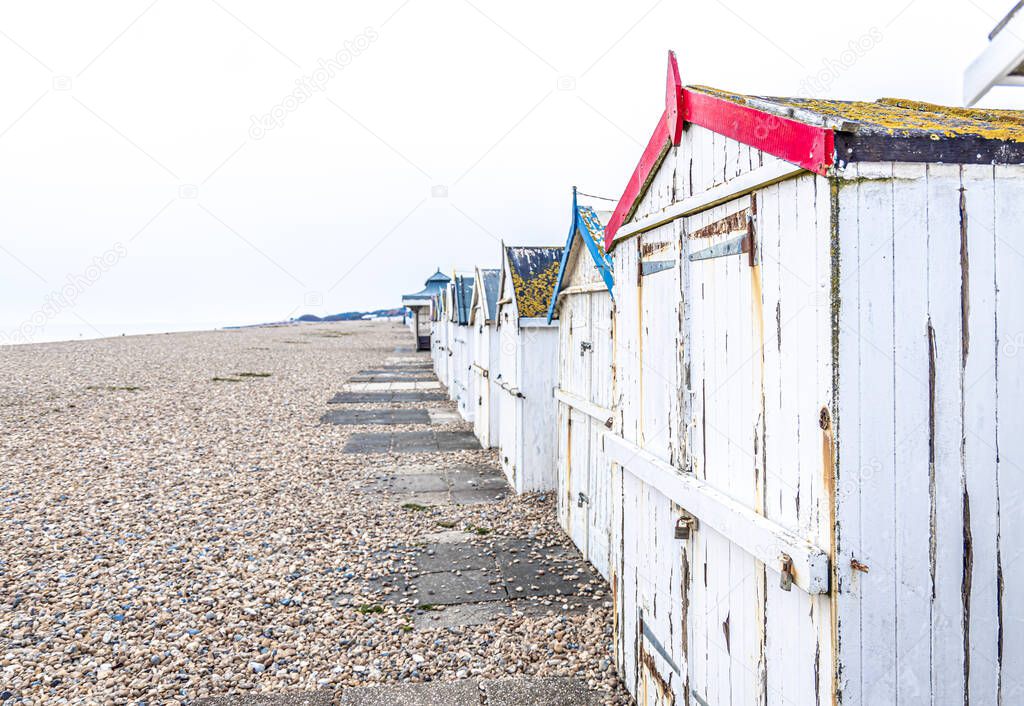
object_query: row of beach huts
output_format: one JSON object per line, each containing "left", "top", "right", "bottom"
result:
{"left": 400, "top": 53, "right": 1024, "bottom": 705}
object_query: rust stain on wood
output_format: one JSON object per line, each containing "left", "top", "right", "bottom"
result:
{"left": 639, "top": 642, "right": 674, "bottom": 703}
{"left": 688, "top": 208, "right": 751, "bottom": 240}
{"left": 821, "top": 402, "right": 839, "bottom": 704}
{"left": 641, "top": 240, "right": 675, "bottom": 258}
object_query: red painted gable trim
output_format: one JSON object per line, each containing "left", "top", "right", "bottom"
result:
{"left": 682, "top": 89, "right": 834, "bottom": 177}
{"left": 604, "top": 55, "right": 836, "bottom": 251}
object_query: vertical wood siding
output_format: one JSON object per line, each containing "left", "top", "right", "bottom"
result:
{"left": 834, "top": 162, "right": 1024, "bottom": 704}
{"left": 611, "top": 124, "right": 836, "bottom": 706}
{"left": 555, "top": 235, "right": 615, "bottom": 579}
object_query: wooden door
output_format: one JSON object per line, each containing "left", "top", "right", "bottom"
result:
{"left": 586, "top": 290, "right": 613, "bottom": 579}
{"left": 497, "top": 312, "right": 519, "bottom": 483}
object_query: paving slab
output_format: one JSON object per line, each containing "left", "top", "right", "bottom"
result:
{"left": 340, "top": 680, "right": 481, "bottom": 706}
{"left": 391, "top": 430, "right": 439, "bottom": 453}
{"left": 358, "top": 367, "right": 433, "bottom": 374}
{"left": 417, "top": 542, "right": 497, "bottom": 572}
{"left": 194, "top": 689, "right": 335, "bottom": 706}
{"left": 343, "top": 431, "right": 481, "bottom": 455}
{"left": 394, "top": 490, "right": 451, "bottom": 506}
{"left": 390, "top": 473, "right": 449, "bottom": 494}
{"left": 435, "top": 432, "right": 482, "bottom": 451}
{"left": 448, "top": 468, "right": 507, "bottom": 492}
{"left": 482, "top": 677, "right": 607, "bottom": 706}
{"left": 320, "top": 408, "right": 430, "bottom": 425}
{"left": 415, "top": 568, "right": 506, "bottom": 605}
{"left": 342, "top": 381, "right": 441, "bottom": 392}
{"left": 341, "top": 432, "right": 392, "bottom": 454}
{"left": 419, "top": 529, "right": 480, "bottom": 544}
{"left": 426, "top": 409, "right": 461, "bottom": 424}
{"left": 499, "top": 564, "right": 584, "bottom": 598}
{"left": 451, "top": 488, "right": 508, "bottom": 505}
{"left": 391, "top": 463, "right": 446, "bottom": 475}
{"left": 328, "top": 392, "right": 446, "bottom": 404}
{"left": 413, "top": 600, "right": 511, "bottom": 629}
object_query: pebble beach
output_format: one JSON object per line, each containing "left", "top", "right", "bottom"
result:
{"left": 0, "top": 322, "right": 629, "bottom": 705}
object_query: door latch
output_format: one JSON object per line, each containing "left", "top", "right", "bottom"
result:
{"left": 577, "top": 492, "right": 589, "bottom": 508}
{"left": 779, "top": 554, "right": 794, "bottom": 591}
{"left": 580, "top": 341, "right": 592, "bottom": 357}
{"left": 674, "top": 511, "right": 698, "bottom": 539}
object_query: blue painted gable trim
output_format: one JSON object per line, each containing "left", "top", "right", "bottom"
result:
{"left": 546, "top": 189, "right": 615, "bottom": 323}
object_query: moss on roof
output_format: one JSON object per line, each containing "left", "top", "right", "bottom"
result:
{"left": 506, "top": 246, "right": 562, "bottom": 318}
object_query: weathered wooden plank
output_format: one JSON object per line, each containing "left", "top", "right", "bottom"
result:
{"left": 994, "top": 164, "right": 1024, "bottom": 704}
{"left": 555, "top": 388, "right": 613, "bottom": 426}
{"left": 604, "top": 433, "right": 830, "bottom": 594}
{"left": 927, "top": 162, "right": 968, "bottom": 703}
{"left": 834, "top": 170, "right": 863, "bottom": 705}
{"left": 962, "top": 163, "right": 999, "bottom": 705}
{"left": 615, "top": 160, "right": 804, "bottom": 243}
{"left": 854, "top": 162, "right": 899, "bottom": 704}
{"left": 811, "top": 173, "right": 835, "bottom": 706}
{"left": 887, "top": 162, "right": 933, "bottom": 702}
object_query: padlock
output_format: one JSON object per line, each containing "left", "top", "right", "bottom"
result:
{"left": 674, "top": 511, "right": 697, "bottom": 539}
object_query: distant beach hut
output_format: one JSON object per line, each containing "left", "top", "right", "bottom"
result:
{"left": 469, "top": 267, "right": 501, "bottom": 448}
{"left": 495, "top": 243, "right": 562, "bottom": 493}
{"left": 430, "top": 289, "right": 448, "bottom": 386}
{"left": 450, "top": 273, "right": 476, "bottom": 421}
{"left": 401, "top": 269, "right": 449, "bottom": 351}
{"left": 546, "top": 189, "right": 614, "bottom": 580}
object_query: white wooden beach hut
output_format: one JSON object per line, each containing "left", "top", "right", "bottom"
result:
{"left": 599, "top": 51, "right": 1024, "bottom": 705}
{"left": 469, "top": 267, "right": 501, "bottom": 448}
{"left": 430, "top": 286, "right": 450, "bottom": 388}
{"left": 546, "top": 190, "right": 615, "bottom": 580}
{"left": 401, "top": 269, "right": 449, "bottom": 351}
{"left": 450, "top": 273, "right": 475, "bottom": 422}
{"left": 495, "top": 244, "right": 562, "bottom": 493}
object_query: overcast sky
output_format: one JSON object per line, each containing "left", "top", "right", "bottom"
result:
{"left": 0, "top": 0, "right": 1019, "bottom": 343}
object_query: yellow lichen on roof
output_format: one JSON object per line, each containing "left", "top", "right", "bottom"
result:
{"left": 689, "top": 85, "right": 1024, "bottom": 143}
{"left": 781, "top": 97, "right": 1024, "bottom": 142}
{"left": 510, "top": 260, "right": 560, "bottom": 318}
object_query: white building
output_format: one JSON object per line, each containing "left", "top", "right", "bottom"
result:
{"left": 494, "top": 243, "right": 562, "bottom": 493}
{"left": 601, "top": 52, "right": 1024, "bottom": 705}
{"left": 469, "top": 267, "right": 501, "bottom": 448}
{"left": 546, "top": 190, "right": 616, "bottom": 580}
{"left": 401, "top": 269, "right": 449, "bottom": 351}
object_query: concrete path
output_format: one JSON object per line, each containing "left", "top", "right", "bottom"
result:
{"left": 194, "top": 350, "right": 617, "bottom": 705}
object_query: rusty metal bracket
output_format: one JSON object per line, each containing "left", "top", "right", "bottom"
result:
{"left": 640, "top": 610, "right": 681, "bottom": 675}
{"left": 688, "top": 232, "right": 751, "bottom": 262}
{"left": 779, "top": 554, "right": 794, "bottom": 591}
{"left": 640, "top": 260, "right": 674, "bottom": 276}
